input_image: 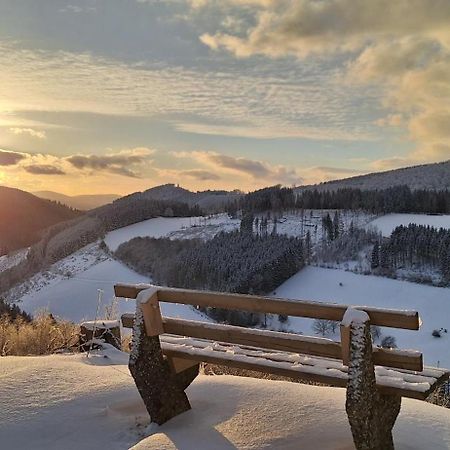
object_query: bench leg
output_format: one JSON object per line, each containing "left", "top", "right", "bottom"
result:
{"left": 345, "top": 312, "right": 401, "bottom": 450}
{"left": 129, "top": 307, "right": 192, "bottom": 425}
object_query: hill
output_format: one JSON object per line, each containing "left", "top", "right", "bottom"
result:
{"left": 298, "top": 160, "right": 450, "bottom": 192}
{"left": 34, "top": 191, "right": 120, "bottom": 210}
{"left": 0, "top": 187, "right": 80, "bottom": 255}
{"left": 139, "top": 184, "right": 243, "bottom": 212}
{"left": 1, "top": 351, "right": 449, "bottom": 449}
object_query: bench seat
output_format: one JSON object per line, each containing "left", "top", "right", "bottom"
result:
{"left": 160, "top": 334, "right": 449, "bottom": 400}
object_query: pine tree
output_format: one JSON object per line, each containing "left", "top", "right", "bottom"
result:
{"left": 371, "top": 244, "right": 380, "bottom": 269}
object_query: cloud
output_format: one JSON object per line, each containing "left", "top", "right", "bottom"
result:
{"left": 0, "top": 149, "right": 27, "bottom": 166}
{"left": 0, "top": 41, "right": 374, "bottom": 142}
{"left": 300, "top": 165, "right": 366, "bottom": 184}
{"left": 197, "top": 0, "right": 450, "bottom": 163}
{"left": 174, "top": 150, "right": 303, "bottom": 184}
{"left": 66, "top": 148, "right": 154, "bottom": 178}
{"left": 24, "top": 164, "right": 66, "bottom": 175}
{"left": 9, "top": 127, "right": 47, "bottom": 139}
{"left": 200, "top": 0, "right": 450, "bottom": 58}
{"left": 179, "top": 169, "right": 221, "bottom": 180}
{"left": 175, "top": 121, "right": 368, "bottom": 141}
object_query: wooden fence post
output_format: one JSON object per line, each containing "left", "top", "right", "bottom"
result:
{"left": 343, "top": 307, "right": 401, "bottom": 450}
{"left": 128, "top": 287, "right": 195, "bottom": 425}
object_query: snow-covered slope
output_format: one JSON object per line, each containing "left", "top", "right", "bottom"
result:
{"left": 368, "top": 213, "right": 450, "bottom": 237}
{"left": 8, "top": 243, "right": 209, "bottom": 324}
{"left": 273, "top": 266, "right": 450, "bottom": 367}
{"left": 104, "top": 216, "right": 231, "bottom": 251}
{"left": 297, "top": 159, "right": 450, "bottom": 192}
{"left": 1, "top": 349, "right": 449, "bottom": 450}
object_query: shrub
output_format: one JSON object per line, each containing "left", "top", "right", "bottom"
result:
{"left": 312, "top": 319, "right": 337, "bottom": 337}
{"left": 0, "top": 311, "right": 79, "bottom": 356}
{"left": 381, "top": 335, "right": 397, "bottom": 349}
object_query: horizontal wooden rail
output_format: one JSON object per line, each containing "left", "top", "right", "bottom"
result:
{"left": 115, "top": 284, "right": 420, "bottom": 330}
{"left": 121, "top": 314, "right": 423, "bottom": 371}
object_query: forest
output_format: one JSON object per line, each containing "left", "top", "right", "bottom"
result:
{"left": 227, "top": 184, "right": 450, "bottom": 215}
{"left": 116, "top": 229, "right": 305, "bottom": 326}
{"left": 372, "top": 224, "right": 450, "bottom": 283}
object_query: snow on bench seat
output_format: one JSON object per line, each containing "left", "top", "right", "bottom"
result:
{"left": 160, "top": 335, "right": 449, "bottom": 400}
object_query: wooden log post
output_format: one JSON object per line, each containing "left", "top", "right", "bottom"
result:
{"left": 129, "top": 287, "right": 197, "bottom": 425}
{"left": 79, "top": 320, "right": 121, "bottom": 351}
{"left": 342, "top": 307, "right": 402, "bottom": 450}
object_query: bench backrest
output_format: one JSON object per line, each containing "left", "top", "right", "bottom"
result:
{"left": 115, "top": 284, "right": 423, "bottom": 372}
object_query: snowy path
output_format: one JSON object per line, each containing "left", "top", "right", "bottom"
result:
{"left": 1, "top": 350, "right": 449, "bottom": 450}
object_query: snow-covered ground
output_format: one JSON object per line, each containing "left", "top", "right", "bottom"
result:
{"left": 0, "top": 248, "right": 28, "bottom": 272}
{"left": 368, "top": 213, "right": 450, "bottom": 237}
{"left": 8, "top": 242, "right": 210, "bottom": 324}
{"left": 1, "top": 348, "right": 449, "bottom": 450}
{"left": 104, "top": 211, "right": 373, "bottom": 252}
{"left": 273, "top": 266, "right": 450, "bottom": 368}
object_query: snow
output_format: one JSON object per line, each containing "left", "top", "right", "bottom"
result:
{"left": 1, "top": 349, "right": 449, "bottom": 449}
{"left": 341, "top": 307, "right": 370, "bottom": 326}
{"left": 0, "top": 248, "right": 28, "bottom": 272}
{"left": 9, "top": 244, "right": 210, "bottom": 325}
{"left": 368, "top": 213, "right": 450, "bottom": 237}
{"left": 104, "top": 211, "right": 374, "bottom": 252}
{"left": 81, "top": 320, "right": 120, "bottom": 331}
{"left": 160, "top": 335, "right": 446, "bottom": 394}
{"left": 104, "top": 216, "right": 220, "bottom": 251}
{"left": 136, "top": 286, "right": 159, "bottom": 304}
{"left": 273, "top": 266, "right": 450, "bottom": 368}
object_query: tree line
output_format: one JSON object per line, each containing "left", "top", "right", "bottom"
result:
{"left": 227, "top": 184, "right": 450, "bottom": 215}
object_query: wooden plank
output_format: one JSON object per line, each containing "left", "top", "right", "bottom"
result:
{"left": 161, "top": 344, "right": 430, "bottom": 400}
{"left": 122, "top": 314, "right": 422, "bottom": 371}
{"left": 340, "top": 323, "right": 350, "bottom": 366}
{"left": 139, "top": 289, "right": 164, "bottom": 336}
{"left": 164, "top": 317, "right": 342, "bottom": 360}
{"left": 121, "top": 313, "right": 134, "bottom": 328}
{"left": 114, "top": 284, "right": 420, "bottom": 330}
{"left": 167, "top": 356, "right": 199, "bottom": 374}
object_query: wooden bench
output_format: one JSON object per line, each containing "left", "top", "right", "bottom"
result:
{"left": 115, "top": 283, "right": 449, "bottom": 450}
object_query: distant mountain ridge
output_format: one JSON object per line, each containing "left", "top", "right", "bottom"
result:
{"left": 297, "top": 160, "right": 450, "bottom": 192}
{"left": 125, "top": 184, "right": 243, "bottom": 212}
{"left": 0, "top": 187, "right": 80, "bottom": 255}
{"left": 34, "top": 191, "right": 120, "bottom": 210}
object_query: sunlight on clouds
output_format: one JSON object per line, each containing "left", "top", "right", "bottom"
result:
{"left": 198, "top": 0, "right": 450, "bottom": 163}
{"left": 9, "top": 128, "right": 47, "bottom": 139}
{"left": 0, "top": 41, "right": 374, "bottom": 143}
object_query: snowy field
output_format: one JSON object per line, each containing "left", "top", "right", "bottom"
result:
{"left": 8, "top": 243, "right": 210, "bottom": 324}
{"left": 104, "top": 210, "right": 373, "bottom": 252}
{"left": 1, "top": 348, "right": 449, "bottom": 450}
{"left": 273, "top": 266, "right": 450, "bottom": 368}
{"left": 368, "top": 213, "right": 450, "bottom": 237}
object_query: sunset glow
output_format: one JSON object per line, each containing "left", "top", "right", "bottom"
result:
{"left": 0, "top": 0, "right": 449, "bottom": 195}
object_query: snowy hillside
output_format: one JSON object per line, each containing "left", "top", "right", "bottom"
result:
{"left": 297, "top": 160, "right": 450, "bottom": 192}
{"left": 105, "top": 211, "right": 372, "bottom": 251}
{"left": 273, "top": 266, "right": 450, "bottom": 368}
{"left": 1, "top": 349, "right": 449, "bottom": 450}
{"left": 7, "top": 217, "right": 217, "bottom": 324}
{"left": 368, "top": 213, "right": 450, "bottom": 237}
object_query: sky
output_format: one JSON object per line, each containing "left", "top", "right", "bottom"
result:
{"left": 0, "top": 0, "right": 449, "bottom": 196}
